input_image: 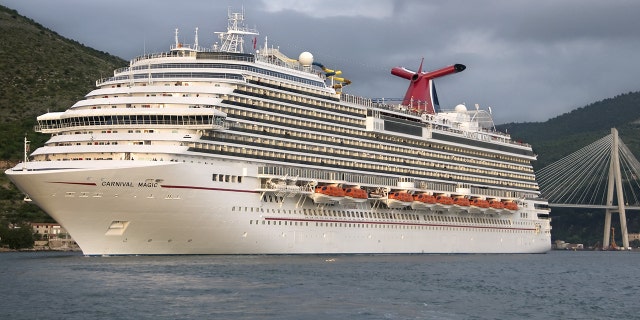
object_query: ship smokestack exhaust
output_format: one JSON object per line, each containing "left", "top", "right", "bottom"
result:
{"left": 391, "top": 63, "right": 466, "bottom": 114}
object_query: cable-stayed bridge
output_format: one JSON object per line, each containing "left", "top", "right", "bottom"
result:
{"left": 537, "top": 128, "right": 640, "bottom": 249}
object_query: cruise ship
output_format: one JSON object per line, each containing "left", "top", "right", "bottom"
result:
{"left": 6, "top": 10, "right": 551, "bottom": 255}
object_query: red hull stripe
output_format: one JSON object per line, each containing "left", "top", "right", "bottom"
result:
{"left": 47, "top": 181, "right": 97, "bottom": 186}
{"left": 160, "top": 184, "right": 258, "bottom": 193}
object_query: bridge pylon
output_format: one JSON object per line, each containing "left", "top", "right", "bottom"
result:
{"left": 602, "top": 128, "right": 630, "bottom": 249}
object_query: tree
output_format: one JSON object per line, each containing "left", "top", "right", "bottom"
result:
{"left": 0, "top": 223, "right": 34, "bottom": 249}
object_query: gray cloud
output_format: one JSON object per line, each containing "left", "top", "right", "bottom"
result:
{"left": 2, "top": 0, "right": 639, "bottom": 124}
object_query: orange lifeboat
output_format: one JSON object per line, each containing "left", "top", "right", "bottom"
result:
{"left": 411, "top": 193, "right": 436, "bottom": 210}
{"left": 332, "top": 186, "right": 345, "bottom": 197}
{"left": 413, "top": 194, "right": 436, "bottom": 203}
{"left": 488, "top": 200, "right": 504, "bottom": 209}
{"left": 413, "top": 194, "right": 425, "bottom": 202}
{"left": 436, "top": 195, "right": 454, "bottom": 205}
{"left": 471, "top": 199, "right": 490, "bottom": 208}
{"left": 389, "top": 192, "right": 413, "bottom": 202}
{"left": 345, "top": 187, "right": 367, "bottom": 199}
{"left": 315, "top": 185, "right": 345, "bottom": 197}
{"left": 453, "top": 197, "right": 470, "bottom": 206}
{"left": 503, "top": 201, "right": 518, "bottom": 210}
{"left": 315, "top": 185, "right": 330, "bottom": 195}
{"left": 386, "top": 191, "right": 412, "bottom": 208}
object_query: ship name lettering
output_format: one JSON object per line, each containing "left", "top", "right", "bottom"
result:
{"left": 138, "top": 182, "right": 159, "bottom": 188}
{"left": 102, "top": 181, "right": 134, "bottom": 187}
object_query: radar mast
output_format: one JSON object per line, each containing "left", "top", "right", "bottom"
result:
{"left": 215, "top": 8, "right": 258, "bottom": 53}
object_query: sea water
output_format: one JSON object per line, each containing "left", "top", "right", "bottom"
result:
{"left": 1, "top": 251, "right": 638, "bottom": 319}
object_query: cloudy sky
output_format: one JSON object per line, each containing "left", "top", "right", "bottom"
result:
{"left": 2, "top": 0, "right": 640, "bottom": 124}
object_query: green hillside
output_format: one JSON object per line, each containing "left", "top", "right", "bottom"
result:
{"left": 0, "top": 5, "right": 126, "bottom": 226}
{"left": 0, "top": 5, "right": 126, "bottom": 158}
{"left": 498, "top": 91, "right": 640, "bottom": 170}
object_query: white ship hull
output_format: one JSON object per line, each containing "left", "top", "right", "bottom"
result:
{"left": 6, "top": 160, "right": 551, "bottom": 255}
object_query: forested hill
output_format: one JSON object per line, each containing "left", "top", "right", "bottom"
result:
{"left": 0, "top": 5, "right": 126, "bottom": 159}
{"left": 497, "top": 91, "right": 640, "bottom": 170}
{"left": 0, "top": 4, "right": 127, "bottom": 227}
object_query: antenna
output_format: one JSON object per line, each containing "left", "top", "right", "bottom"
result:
{"left": 194, "top": 27, "right": 199, "bottom": 50}
{"left": 174, "top": 28, "right": 179, "bottom": 47}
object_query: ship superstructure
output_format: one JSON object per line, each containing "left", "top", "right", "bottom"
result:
{"left": 6, "top": 10, "right": 551, "bottom": 255}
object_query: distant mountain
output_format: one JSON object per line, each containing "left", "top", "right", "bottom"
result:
{"left": 0, "top": 5, "right": 126, "bottom": 226}
{"left": 497, "top": 91, "right": 640, "bottom": 170}
{"left": 0, "top": 5, "right": 126, "bottom": 159}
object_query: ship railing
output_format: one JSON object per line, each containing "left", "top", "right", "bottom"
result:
{"left": 113, "top": 66, "right": 130, "bottom": 75}
{"left": 96, "top": 75, "right": 130, "bottom": 86}
{"left": 129, "top": 51, "right": 187, "bottom": 64}
{"left": 97, "top": 72, "right": 244, "bottom": 87}
{"left": 34, "top": 118, "right": 227, "bottom": 133}
{"left": 255, "top": 48, "right": 310, "bottom": 73}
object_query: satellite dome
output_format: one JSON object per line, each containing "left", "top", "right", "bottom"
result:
{"left": 455, "top": 104, "right": 467, "bottom": 112}
{"left": 298, "top": 51, "right": 314, "bottom": 66}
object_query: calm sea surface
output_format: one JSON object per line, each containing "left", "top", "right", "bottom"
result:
{"left": 1, "top": 250, "right": 639, "bottom": 320}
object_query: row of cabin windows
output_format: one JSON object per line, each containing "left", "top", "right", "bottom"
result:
{"left": 243, "top": 74, "right": 328, "bottom": 98}
{"left": 232, "top": 206, "right": 522, "bottom": 226}
{"left": 195, "top": 142, "right": 537, "bottom": 191}
{"left": 236, "top": 83, "right": 366, "bottom": 118}
{"left": 207, "top": 130, "right": 535, "bottom": 184}
{"left": 223, "top": 106, "right": 532, "bottom": 171}
{"left": 223, "top": 97, "right": 530, "bottom": 167}
{"left": 225, "top": 95, "right": 363, "bottom": 127}
{"left": 199, "top": 135, "right": 536, "bottom": 190}
{"left": 248, "top": 220, "right": 534, "bottom": 233}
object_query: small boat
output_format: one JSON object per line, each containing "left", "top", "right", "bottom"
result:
{"left": 451, "top": 197, "right": 470, "bottom": 213}
{"left": 488, "top": 200, "right": 504, "bottom": 209}
{"left": 432, "top": 195, "right": 453, "bottom": 210}
{"left": 385, "top": 191, "right": 413, "bottom": 208}
{"left": 504, "top": 201, "right": 518, "bottom": 211}
{"left": 411, "top": 193, "right": 436, "bottom": 210}
{"left": 341, "top": 187, "right": 368, "bottom": 203}
{"left": 469, "top": 198, "right": 489, "bottom": 214}
{"left": 310, "top": 185, "right": 344, "bottom": 204}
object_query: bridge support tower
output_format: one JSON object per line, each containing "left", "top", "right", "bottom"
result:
{"left": 602, "top": 128, "right": 630, "bottom": 249}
